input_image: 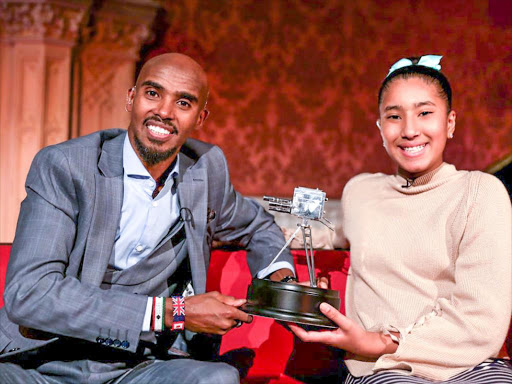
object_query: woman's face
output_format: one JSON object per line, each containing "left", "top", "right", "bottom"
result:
{"left": 378, "top": 76, "right": 456, "bottom": 179}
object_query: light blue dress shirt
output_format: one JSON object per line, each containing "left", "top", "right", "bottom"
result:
{"left": 113, "top": 135, "right": 180, "bottom": 270}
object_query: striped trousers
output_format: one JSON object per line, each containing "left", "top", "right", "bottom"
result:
{"left": 345, "top": 359, "right": 512, "bottom": 383}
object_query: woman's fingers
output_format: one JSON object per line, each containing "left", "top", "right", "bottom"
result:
{"left": 297, "top": 277, "right": 329, "bottom": 288}
{"left": 319, "top": 302, "right": 349, "bottom": 330}
{"left": 317, "top": 276, "right": 329, "bottom": 289}
{"left": 288, "top": 323, "right": 308, "bottom": 338}
{"left": 288, "top": 322, "right": 340, "bottom": 344}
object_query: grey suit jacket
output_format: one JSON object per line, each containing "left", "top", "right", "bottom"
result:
{"left": 0, "top": 129, "right": 291, "bottom": 359}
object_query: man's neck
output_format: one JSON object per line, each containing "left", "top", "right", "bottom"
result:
{"left": 144, "top": 156, "right": 177, "bottom": 181}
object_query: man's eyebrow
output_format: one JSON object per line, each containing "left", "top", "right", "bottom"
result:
{"left": 141, "top": 80, "right": 164, "bottom": 90}
{"left": 177, "top": 92, "right": 199, "bottom": 103}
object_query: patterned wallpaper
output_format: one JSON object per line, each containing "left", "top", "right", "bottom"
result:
{"left": 143, "top": 0, "right": 512, "bottom": 198}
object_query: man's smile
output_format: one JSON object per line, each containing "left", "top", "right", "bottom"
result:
{"left": 143, "top": 117, "right": 177, "bottom": 141}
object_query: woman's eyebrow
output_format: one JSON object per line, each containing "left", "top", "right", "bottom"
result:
{"left": 384, "top": 104, "right": 402, "bottom": 112}
{"left": 414, "top": 101, "right": 436, "bottom": 108}
{"left": 384, "top": 101, "right": 436, "bottom": 112}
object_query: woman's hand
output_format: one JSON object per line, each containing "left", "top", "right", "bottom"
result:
{"left": 288, "top": 303, "right": 398, "bottom": 358}
{"left": 297, "top": 276, "right": 329, "bottom": 289}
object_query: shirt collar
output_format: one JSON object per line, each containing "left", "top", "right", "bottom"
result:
{"left": 123, "top": 134, "right": 180, "bottom": 184}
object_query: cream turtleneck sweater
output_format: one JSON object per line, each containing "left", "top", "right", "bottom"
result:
{"left": 320, "top": 163, "right": 511, "bottom": 381}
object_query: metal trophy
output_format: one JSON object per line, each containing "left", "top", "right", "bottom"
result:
{"left": 242, "top": 187, "right": 341, "bottom": 328}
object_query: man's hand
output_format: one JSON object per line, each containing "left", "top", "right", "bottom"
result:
{"left": 269, "top": 268, "right": 328, "bottom": 288}
{"left": 167, "top": 291, "right": 252, "bottom": 335}
{"left": 288, "top": 303, "right": 398, "bottom": 358}
{"left": 268, "top": 268, "right": 295, "bottom": 282}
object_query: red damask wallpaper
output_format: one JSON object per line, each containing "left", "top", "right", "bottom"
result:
{"left": 143, "top": 0, "right": 512, "bottom": 198}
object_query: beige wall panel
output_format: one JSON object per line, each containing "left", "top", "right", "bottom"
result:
{"left": 17, "top": 45, "right": 45, "bottom": 210}
{"left": 108, "top": 61, "right": 133, "bottom": 130}
{"left": 0, "top": 43, "right": 17, "bottom": 241}
{"left": 44, "top": 46, "right": 71, "bottom": 146}
{"left": 78, "top": 58, "right": 134, "bottom": 135}
{"left": 1, "top": 44, "right": 73, "bottom": 242}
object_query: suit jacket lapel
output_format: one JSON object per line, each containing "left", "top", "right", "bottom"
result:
{"left": 178, "top": 153, "right": 208, "bottom": 294}
{"left": 80, "top": 132, "right": 125, "bottom": 286}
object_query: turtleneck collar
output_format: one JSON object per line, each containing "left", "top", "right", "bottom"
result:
{"left": 389, "top": 163, "right": 458, "bottom": 194}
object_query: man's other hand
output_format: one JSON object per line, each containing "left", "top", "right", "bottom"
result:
{"left": 181, "top": 292, "right": 252, "bottom": 334}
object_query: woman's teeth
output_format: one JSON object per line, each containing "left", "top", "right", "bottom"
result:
{"left": 403, "top": 144, "right": 425, "bottom": 153}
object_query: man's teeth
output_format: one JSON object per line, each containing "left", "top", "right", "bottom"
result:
{"left": 147, "top": 125, "right": 170, "bottom": 135}
{"left": 403, "top": 144, "right": 425, "bottom": 153}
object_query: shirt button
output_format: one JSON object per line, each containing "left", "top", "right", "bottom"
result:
{"left": 135, "top": 245, "right": 143, "bottom": 252}
{"left": 152, "top": 201, "right": 158, "bottom": 207}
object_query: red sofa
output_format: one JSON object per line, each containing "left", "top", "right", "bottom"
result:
{"left": 0, "top": 244, "right": 510, "bottom": 383}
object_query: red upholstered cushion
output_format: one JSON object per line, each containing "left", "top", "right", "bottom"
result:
{"left": 0, "top": 244, "right": 509, "bottom": 383}
{"left": 0, "top": 244, "right": 11, "bottom": 308}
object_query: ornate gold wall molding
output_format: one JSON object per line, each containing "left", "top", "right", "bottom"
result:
{"left": 0, "top": 0, "right": 89, "bottom": 44}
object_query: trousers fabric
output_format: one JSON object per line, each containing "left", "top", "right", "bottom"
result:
{"left": 0, "top": 358, "right": 239, "bottom": 384}
{"left": 345, "top": 359, "right": 512, "bottom": 383}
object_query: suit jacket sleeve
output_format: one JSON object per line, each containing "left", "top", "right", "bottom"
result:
{"left": 4, "top": 146, "right": 147, "bottom": 353}
{"left": 207, "top": 146, "right": 294, "bottom": 277}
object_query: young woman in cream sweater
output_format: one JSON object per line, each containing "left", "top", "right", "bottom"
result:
{"left": 289, "top": 55, "right": 512, "bottom": 383}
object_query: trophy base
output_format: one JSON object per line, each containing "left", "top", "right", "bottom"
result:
{"left": 241, "top": 278, "right": 341, "bottom": 329}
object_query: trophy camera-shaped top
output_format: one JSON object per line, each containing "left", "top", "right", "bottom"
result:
{"left": 264, "top": 187, "right": 332, "bottom": 229}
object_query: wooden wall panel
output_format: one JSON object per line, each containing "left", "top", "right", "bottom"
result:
{"left": 0, "top": 0, "right": 158, "bottom": 242}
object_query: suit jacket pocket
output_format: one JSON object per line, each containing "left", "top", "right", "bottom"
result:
{"left": 0, "top": 317, "right": 12, "bottom": 354}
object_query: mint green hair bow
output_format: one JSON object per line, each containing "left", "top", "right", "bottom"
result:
{"left": 386, "top": 55, "right": 443, "bottom": 77}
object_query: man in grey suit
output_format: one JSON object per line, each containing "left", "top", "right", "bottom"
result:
{"left": 0, "top": 53, "right": 295, "bottom": 383}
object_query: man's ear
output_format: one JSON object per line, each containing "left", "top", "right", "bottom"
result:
{"left": 125, "top": 86, "right": 135, "bottom": 112}
{"left": 195, "top": 109, "right": 209, "bottom": 129}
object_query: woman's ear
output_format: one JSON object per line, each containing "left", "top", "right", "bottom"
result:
{"left": 447, "top": 110, "right": 456, "bottom": 139}
{"left": 377, "top": 119, "right": 387, "bottom": 149}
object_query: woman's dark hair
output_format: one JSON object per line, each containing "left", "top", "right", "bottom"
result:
{"left": 378, "top": 57, "right": 452, "bottom": 111}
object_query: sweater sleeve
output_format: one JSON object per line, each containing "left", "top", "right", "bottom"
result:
{"left": 373, "top": 173, "right": 512, "bottom": 381}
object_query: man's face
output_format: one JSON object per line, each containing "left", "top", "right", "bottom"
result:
{"left": 126, "top": 57, "right": 208, "bottom": 168}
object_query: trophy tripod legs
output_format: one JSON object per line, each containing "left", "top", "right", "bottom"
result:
{"left": 300, "top": 221, "right": 316, "bottom": 288}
